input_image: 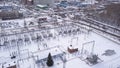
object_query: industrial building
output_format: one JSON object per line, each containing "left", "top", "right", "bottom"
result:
{"left": 21, "top": 0, "right": 34, "bottom": 5}
{"left": 33, "top": 0, "right": 55, "bottom": 7}
{"left": 21, "top": 0, "right": 54, "bottom": 7}
{"left": 0, "top": 6, "right": 23, "bottom": 20}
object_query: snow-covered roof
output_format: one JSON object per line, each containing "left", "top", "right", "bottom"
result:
{"left": 37, "top": 4, "right": 47, "bottom": 8}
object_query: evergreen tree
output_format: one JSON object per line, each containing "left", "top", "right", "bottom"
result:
{"left": 46, "top": 53, "right": 54, "bottom": 67}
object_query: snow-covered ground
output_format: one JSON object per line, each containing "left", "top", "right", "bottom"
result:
{"left": 0, "top": 29, "right": 120, "bottom": 68}
{"left": 53, "top": 32, "right": 120, "bottom": 68}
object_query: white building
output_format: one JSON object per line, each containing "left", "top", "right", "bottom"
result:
{"left": 34, "top": 0, "right": 55, "bottom": 7}
{"left": 84, "top": 0, "right": 96, "bottom": 4}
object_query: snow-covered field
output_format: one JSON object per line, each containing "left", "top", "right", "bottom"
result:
{"left": 0, "top": 30, "right": 120, "bottom": 68}
{"left": 53, "top": 32, "right": 120, "bottom": 68}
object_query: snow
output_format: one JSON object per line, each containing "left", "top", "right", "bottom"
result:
{"left": 0, "top": 13, "right": 120, "bottom": 68}
{"left": 50, "top": 32, "right": 120, "bottom": 68}
{"left": 1, "top": 29, "right": 120, "bottom": 68}
{"left": 0, "top": 1, "right": 120, "bottom": 68}
{"left": 33, "top": 46, "right": 63, "bottom": 60}
{"left": 0, "top": 18, "right": 37, "bottom": 29}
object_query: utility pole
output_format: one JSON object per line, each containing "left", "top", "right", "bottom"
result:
{"left": 63, "top": 53, "right": 67, "bottom": 68}
{"left": 16, "top": 35, "right": 21, "bottom": 60}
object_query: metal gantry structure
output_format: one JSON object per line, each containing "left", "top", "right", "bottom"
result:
{"left": 0, "top": 20, "right": 89, "bottom": 68}
{"left": 81, "top": 41, "right": 95, "bottom": 56}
